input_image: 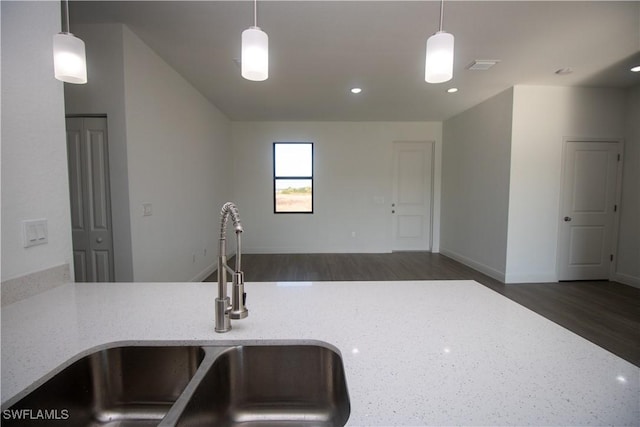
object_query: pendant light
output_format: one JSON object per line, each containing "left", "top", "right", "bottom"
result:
{"left": 425, "top": 0, "right": 454, "bottom": 84}
{"left": 53, "top": 0, "right": 87, "bottom": 84}
{"left": 241, "top": 0, "right": 269, "bottom": 81}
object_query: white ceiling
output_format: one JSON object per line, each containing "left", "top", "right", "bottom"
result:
{"left": 71, "top": 1, "right": 640, "bottom": 121}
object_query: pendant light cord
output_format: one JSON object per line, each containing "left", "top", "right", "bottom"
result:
{"left": 63, "top": 0, "right": 71, "bottom": 33}
{"left": 254, "top": 0, "right": 258, "bottom": 27}
{"left": 438, "top": 0, "right": 444, "bottom": 32}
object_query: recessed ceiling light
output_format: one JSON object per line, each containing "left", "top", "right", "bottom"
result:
{"left": 631, "top": 65, "right": 640, "bottom": 73}
{"left": 447, "top": 88, "right": 458, "bottom": 93}
{"left": 350, "top": 87, "right": 362, "bottom": 94}
{"left": 555, "top": 67, "right": 573, "bottom": 75}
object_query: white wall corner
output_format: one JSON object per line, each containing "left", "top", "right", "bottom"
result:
{"left": 612, "top": 272, "right": 640, "bottom": 289}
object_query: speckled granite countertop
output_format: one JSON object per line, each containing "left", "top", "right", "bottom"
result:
{"left": 1, "top": 280, "right": 638, "bottom": 426}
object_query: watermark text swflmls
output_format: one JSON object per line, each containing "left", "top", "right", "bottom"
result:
{"left": 2, "top": 409, "right": 70, "bottom": 420}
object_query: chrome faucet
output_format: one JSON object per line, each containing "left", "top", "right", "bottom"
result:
{"left": 215, "top": 202, "right": 248, "bottom": 333}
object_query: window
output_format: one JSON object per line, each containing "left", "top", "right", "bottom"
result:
{"left": 273, "top": 142, "right": 313, "bottom": 213}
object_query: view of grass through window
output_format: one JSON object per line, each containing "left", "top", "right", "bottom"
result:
{"left": 274, "top": 143, "right": 313, "bottom": 213}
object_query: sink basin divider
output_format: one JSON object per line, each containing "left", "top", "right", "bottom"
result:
{"left": 159, "top": 346, "right": 233, "bottom": 427}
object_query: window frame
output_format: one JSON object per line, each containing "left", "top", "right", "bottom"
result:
{"left": 273, "top": 142, "right": 314, "bottom": 214}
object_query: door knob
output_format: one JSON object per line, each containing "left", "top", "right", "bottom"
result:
{"left": 564, "top": 216, "right": 572, "bottom": 222}
{"left": 96, "top": 237, "right": 103, "bottom": 243}
{"left": 392, "top": 210, "right": 395, "bottom": 214}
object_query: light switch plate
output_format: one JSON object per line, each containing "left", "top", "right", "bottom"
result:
{"left": 23, "top": 219, "right": 48, "bottom": 248}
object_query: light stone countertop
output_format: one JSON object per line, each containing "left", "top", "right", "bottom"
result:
{"left": 1, "top": 280, "right": 638, "bottom": 426}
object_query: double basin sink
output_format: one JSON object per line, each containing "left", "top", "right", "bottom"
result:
{"left": 3, "top": 342, "right": 350, "bottom": 426}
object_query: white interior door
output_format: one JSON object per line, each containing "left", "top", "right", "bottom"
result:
{"left": 66, "top": 116, "right": 115, "bottom": 282}
{"left": 558, "top": 140, "right": 621, "bottom": 281}
{"left": 391, "top": 141, "right": 434, "bottom": 251}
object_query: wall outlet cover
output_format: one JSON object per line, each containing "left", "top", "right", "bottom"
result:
{"left": 23, "top": 219, "right": 48, "bottom": 248}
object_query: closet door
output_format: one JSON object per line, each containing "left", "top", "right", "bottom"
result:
{"left": 67, "top": 116, "right": 114, "bottom": 282}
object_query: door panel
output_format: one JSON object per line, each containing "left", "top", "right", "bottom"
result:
{"left": 568, "top": 226, "right": 605, "bottom": 265}
{"left": 572, "top": 150, "right": 609, "bottom": 212}
{"left": 94, "top": 251, "right": 111, "bottom": 282}
{"left": 67, "top": 128, "right": 85, "bottom": 230}
{"left": 89, "top": 130, "right": 109, "bottom": 229}
{"left": 73, "top": 251, "right": 87, "bottom": 282}
{"left": 558, "top": 141, "right": 620, "bottom": 281}
{"left": 398, "top": 215, "right": 423, "bottom": 238}
{"left": 66, "top": 117, "right": 114, "bottom": 282}
{"left": 392, "top": 141, "right": 434, "bottom": 251}
{"left": 397, "top": 153, "right": 425, "bottom": 204}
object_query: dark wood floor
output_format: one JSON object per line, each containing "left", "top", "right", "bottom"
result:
{"left": 206, "top": 252, "right": 640, "bottom": 367}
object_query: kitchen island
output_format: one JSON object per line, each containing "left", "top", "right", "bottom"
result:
{"left": 1, "top": 280, "right": 638, "bottom": 426}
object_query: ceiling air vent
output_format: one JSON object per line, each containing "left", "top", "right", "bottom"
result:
{"left": 467, "top": 60, "right": 500, "bottom": 71}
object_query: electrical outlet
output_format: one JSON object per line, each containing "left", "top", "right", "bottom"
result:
{"left": 351, "top": 231, "right": 356, "bottom": 238}
{"left": 142, "top": 203, "right": 152, "bottom": 216}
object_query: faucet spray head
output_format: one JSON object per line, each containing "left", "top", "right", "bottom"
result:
{"left": 220, "top": 202, "right": 243, "bottom": 235}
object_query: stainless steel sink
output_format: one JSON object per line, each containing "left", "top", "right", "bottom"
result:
{"left": 4, "top": 343, "right": 350, "bottom": 427}
{"left": 173, "top": 345, "right": 350, "bottom": 427}
{"left": 3, "top": 346, "right": 205, "bottom": 426}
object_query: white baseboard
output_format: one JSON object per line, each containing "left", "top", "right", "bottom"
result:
{"left": 243, "top": 247, "right": 389, "bottom": 254}
{"left": 440, "top": 249, "right": 506, "bottom": 283}
{"left": 504, "top": 272, "right": 558, "bottom": 284}
{"left": 612, "top": 272, "right": 640, "bottom": 289}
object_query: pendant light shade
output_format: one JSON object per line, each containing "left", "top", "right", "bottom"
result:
{"left": 425, "top": 31, "right": 454, "bottom": 83}
{"left": 53, "top": 32, "right": 87, "bottom": 84}
{"left": 424, "top": 0, "right": 454, "bottom": 84}
{"left": 53, "top": 0, "right": 87, "bottom": 84}
{"left": 241, "top": 26, "right": 269, "bottom": 81}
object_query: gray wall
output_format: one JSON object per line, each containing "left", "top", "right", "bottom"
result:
{"left": 507, "top": 86, "right": 627, "bottom": 283}
{"left": 1, "top": 1, "right": 73, "bottom": 282}
{"left": 65, "top": 24, "right": 234, "bottom": 282}
{"left": 616, "top": 86, "right": 640, "bottom": 285}
{"left": 441, "top": 85, "right": 637, "bottom": 286}
{"left": 65, "top": 24, "right": 133, "bottom": 281}
{"left": 441, "top": 88, "right": 514, "bottom": 281}
{"left": 231, "top": 121, "right": 443, "bottom": 253}
{"left": 3, "top": 2, "right": 637, "bottom": 287}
